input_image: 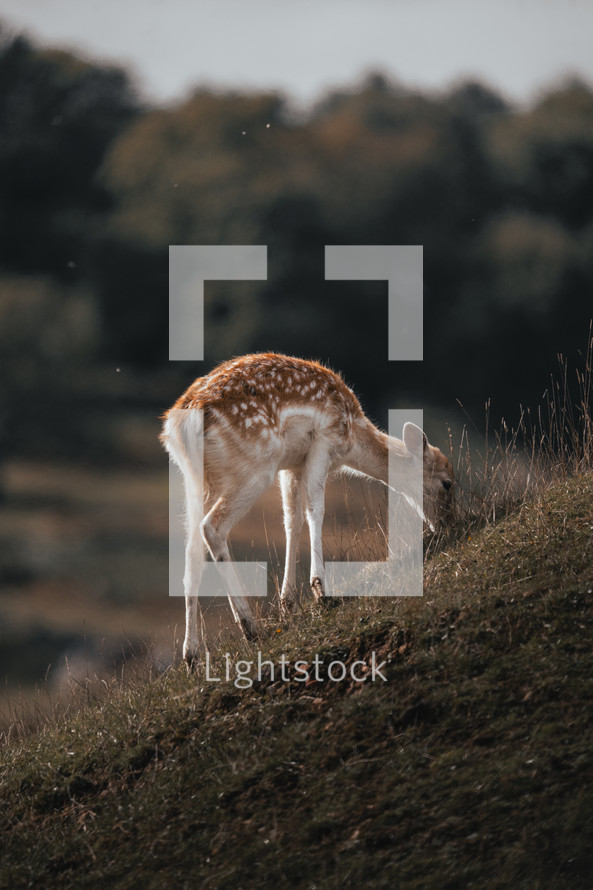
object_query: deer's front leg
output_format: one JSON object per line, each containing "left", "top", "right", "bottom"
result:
{"left": 279, "top": 469, "right": 304, "bottom": 609}
{"left": 303, "top": 445, "right": 330, "bottom": 601}
{"left": 184, "top": 595, "right": 199, "bottom": 669}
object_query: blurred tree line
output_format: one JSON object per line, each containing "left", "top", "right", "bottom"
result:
{"left": 2, "top": 26, "right": 593, "bottom": 465}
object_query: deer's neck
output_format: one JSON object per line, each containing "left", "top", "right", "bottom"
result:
{"left": 345, "top": 419, "right": 410, "bottom": 487}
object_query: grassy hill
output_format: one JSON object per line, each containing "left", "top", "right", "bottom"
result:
{"left": 1, "top": 472, "right": 592, "bottom": 889}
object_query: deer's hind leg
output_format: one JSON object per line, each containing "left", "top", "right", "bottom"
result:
{"left": 201, "top": 468, "right": 276, "bottom": 640}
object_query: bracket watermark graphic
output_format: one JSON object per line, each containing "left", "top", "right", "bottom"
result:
{"left": 168, "top": 244, "right": 268, "bottom": 598}
{"left": 168, "top": 244, "right": 424, "bottom": 599}
{"left": 325, "top": 408, "right": 424, "bottom": 598}
{"left": 325, "top": 245, "right": 423, "bottom": 361}
{"left": 169, "top": 245, "right": 267, "bottom": 361}
{"left": 167, "top": 405, "right": 268, "bottom": 599}
{"left": 324, "top": 245, "right": 423, "bottom": 596}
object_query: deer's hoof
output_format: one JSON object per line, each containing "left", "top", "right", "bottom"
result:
{"left": 240, "top": 618, "right": 259, "bottom": 642}
{"left": 280, "top": 596, "right": 295, "bottom": 615}
{"left": 183, "top": 650, "right": 199, "bottom": 673}
{"left": 311, "top": 576, "right": 325, "bottom": 601}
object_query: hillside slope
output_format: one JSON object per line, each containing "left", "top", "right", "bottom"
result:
{"left": 1, "top": 474, "right": 593, "bottom": 889}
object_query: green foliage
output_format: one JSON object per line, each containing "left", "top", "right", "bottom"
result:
{"left": 0, "top": 31, "right": 139, "bottom": 279}
{"left": 0, "top": 29, "right": 140, "bottom": 457}
{"left": 91, "top": 71, "right": 593, "bottom": 420}
{"left": 488, "top": 80, "right": 593, "bottom": 227}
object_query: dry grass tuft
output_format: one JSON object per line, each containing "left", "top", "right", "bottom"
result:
{"left": 427, "top": 328, "right": 593, "bottom": 557}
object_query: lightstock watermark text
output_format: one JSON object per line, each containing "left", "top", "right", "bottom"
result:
{"left": 204, "top": 649, "right": 388, "bottom": 688}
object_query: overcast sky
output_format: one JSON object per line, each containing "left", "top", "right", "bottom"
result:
{"left": 2, "top": 0, "right": 592, "bottom": 108}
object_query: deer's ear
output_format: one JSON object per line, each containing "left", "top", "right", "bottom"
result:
{"left": 403, "top": 422, "right": 427, "bottom": 456}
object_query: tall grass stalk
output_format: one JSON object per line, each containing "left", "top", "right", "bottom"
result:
{"left": 429, "top": 330, "right": 593, "bottom": 556}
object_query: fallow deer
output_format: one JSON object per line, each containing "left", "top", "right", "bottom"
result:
{"left": 161, "top": 353, "right": 454, "bottom": 665}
